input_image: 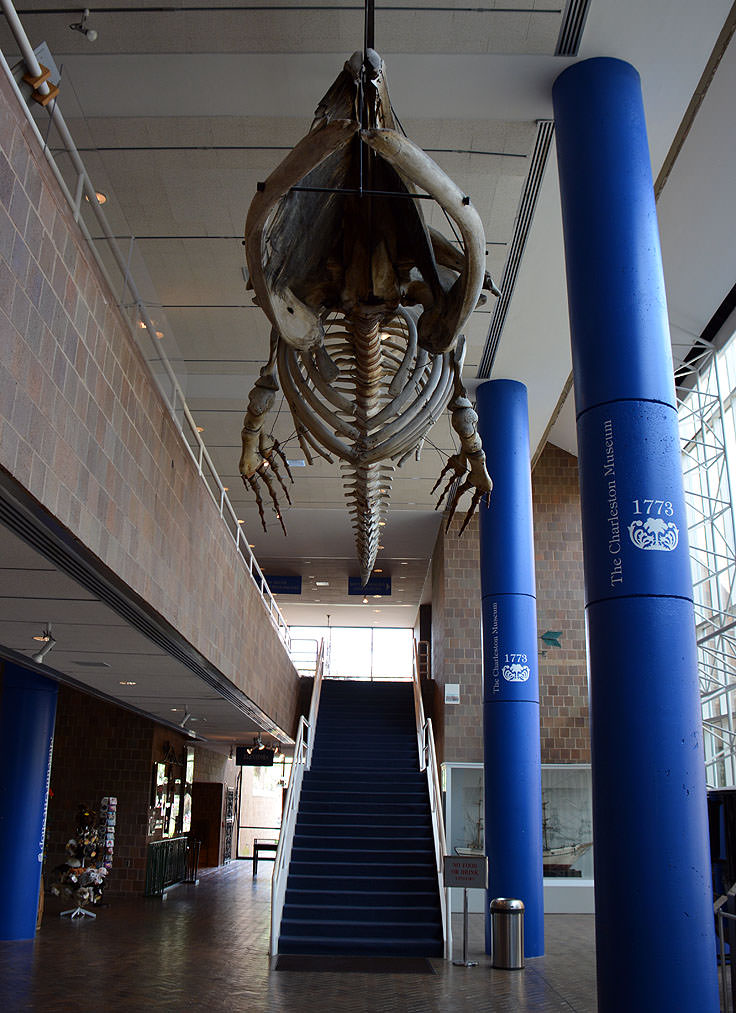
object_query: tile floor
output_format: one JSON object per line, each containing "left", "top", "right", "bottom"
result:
{"left": 0, "top": 862, "right": 597, "bottom": 1012}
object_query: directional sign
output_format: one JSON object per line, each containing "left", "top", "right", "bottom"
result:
{"left": 263, "top": 575, "right": 302, "bottom": 595}
{"left": 348, "top": 576, "right": 392, "bottom": 596}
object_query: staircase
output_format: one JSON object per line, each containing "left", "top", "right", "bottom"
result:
{"left": 278, "top": 679, "right": 444, "bottom": 956}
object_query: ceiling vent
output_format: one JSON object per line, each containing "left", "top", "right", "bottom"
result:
{"left": 555, "top": 0, "right": 592, "bottom": 57}
{"left": 477, "top": 120, "right": 555, "bottom": 379}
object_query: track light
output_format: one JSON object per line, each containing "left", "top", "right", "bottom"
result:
{"left": 69, "top": 9, "right": 98, "bottom": 42}
{"left": 31, "top": 626, "right": 56, "bottom": 664}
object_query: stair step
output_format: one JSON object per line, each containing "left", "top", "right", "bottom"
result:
{"left": 289, "top": 849, "right": 436, "bottom": 865}
{"left": 303, "top": 769, "right": 425, "bottom": 782}
{"left": 285, "top": 881, "right": 438, "bottom": 894}
{"left": 294, "top": 823, "right": 431, "bottom": 838}
{"left": 282, "top": 904, "right": 439, "bottom": 923}
{"left": 285, "top": 888, "right": 440, "bottom": 907}
{"left": 299, "top": 801, "right": 430, "bottom": 816}
{"left": 300, "top": 788, "right": 425, "bottom": 801}
{"left": 297, "top": 812, "right": 430, "bottom": 825}
{"left": 281, "top": 917, "right": 442, "bottom": 941}
{"left": 288, "top": 869, "right": 435, "bottom": 884}
{"left": 293, "top": 834, "right": 433, "bottom": 851}
{"left": 278, "top": 933, "right": 443, "bottom": 957}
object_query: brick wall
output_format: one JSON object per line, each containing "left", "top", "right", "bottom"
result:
{"left": 430, "top": 514, "right": 484, "bottom": 764}
{"left": 0, "top": 72, "right": 299, "bottom": 739}
{"left": 194, "top": 744, "right": 237, "bottom": 789}
{"left": 430, "top": 442, "right": 590, "bottom": 765}
{"left": 533, "top": 444, "right": 590, "bottom": 763}
{"left": 46, "top": 686, "right": 153, "bottom": 895}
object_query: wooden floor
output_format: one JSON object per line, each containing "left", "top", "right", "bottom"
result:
{"left": 0, "top": 862, "right": 597, "bottom": 1012}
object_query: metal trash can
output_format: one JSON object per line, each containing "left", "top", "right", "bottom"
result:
{"left": 490, "top": 897, "right": 525, "bottom": 969}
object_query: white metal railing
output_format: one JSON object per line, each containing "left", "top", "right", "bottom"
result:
{"left": 269, "top": 714, "right": 309, "bottom": 956}
{"left": 289, "top": 638, "right": 320, "bottom": 678}
{"left": 412, "top": 641, "right": 450, "bottom": 958}
{"left": 715, "top": 886, "right": 736, "bottom": 1012}
{"left": 0, "top": 2, "right": 290, "bottom": 651}
{"left": 269, "top": 639, "right": 325, "bottom": 954}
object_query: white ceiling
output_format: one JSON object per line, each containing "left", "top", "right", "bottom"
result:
{"left": 1, "top": 0, "right": 735, "bottom": 743}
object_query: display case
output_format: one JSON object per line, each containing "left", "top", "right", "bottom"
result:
{"left": 541, "top": 764, "right": 594, "bottom": 879}
{"left": 443, "top": 761, "right": 595, "bottom": 912}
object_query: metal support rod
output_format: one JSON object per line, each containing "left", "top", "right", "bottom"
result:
{"left": 286, "top": 184, "right": 439, "bottom": 200}
{"left": 364, "top": 0, "right": 375, "bottom": 53}
{"left": 452, "top": 888, "right": 478, "bottom": 967}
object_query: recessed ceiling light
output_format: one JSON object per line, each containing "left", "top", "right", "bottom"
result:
{"left": 137, "top": 320, "right": 146, "bottom": 329}
{"left": 378, "top": 544, "right": 384, "bottom": 550}
{"left": 362, "top": 597, "right": 368, "bottom": 604}
{"left": 85, "top": 191, "right": 107, "bottom": 205}
{"left": 237, "top": 519, "right": 244, "bottom": 525}
{"left": 373, "top": 568, "right": 383, "bottom": 573}
{"left": 248, "top": 542, "right": 255, "bottom": 547}
{"left": 223, "top": 486, "right": 229, "bottom": 492}
{"left": 373, "top": 609, "right": 381, "bottom": 613}
{"left": 373, "top": 595, "right": 382, "bottom": 599}
{"left": 155, "top": 331, "right": 164, "bottom": 339}
{"left": 119, "top": 680, "right": 136, "bottom": 686}
{"left": 33, "top": 633, "right": 51, "bottom": 642}
{"left": 196, "top": 426, "right": 204, "bottom": 433}
{"left": 171, "top": 708, "right": 178, "bottom": 712}
{"left": 378, "top": 521, "right": 386, "bottom": 526}
{"left": 315, "top": 580, "right": 329, "bottom": 586}
{"left": 400, "top": 561, "right": 408, "bottom": 565}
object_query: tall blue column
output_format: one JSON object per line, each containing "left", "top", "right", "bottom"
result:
{"left": 477, "top": 378, "right": 544, "bottom": 958}
{"left": 0, "top": 662, "right": 58, "bottom": 940}
{"left": 553, "top": 58, "right": 719, "bottom": 1011}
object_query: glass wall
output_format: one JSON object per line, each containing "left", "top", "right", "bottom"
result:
{"left": 442, "top": 762, "right": 594, "bottom": 879}
{"left": 676, "top": 327, "right": 736, "bottom": 787}
{"left": 541, "top": 765, "right": 593, "bottom": 879}
{"left": 236, "top": 755, "right": 292, "bottom": 860}
{"left": 289, "top": 626, "right": 414, "bottom": 680}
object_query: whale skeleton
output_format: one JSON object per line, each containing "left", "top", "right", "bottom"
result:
{"left": 239, "top": 50, "right": 497, "bottom": 584}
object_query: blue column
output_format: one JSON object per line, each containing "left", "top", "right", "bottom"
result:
{"left": 0, "top": 662, "right": 58, "bottom": 940}
{"left": 553, "top": 58, "right": 719, "bottom": 1011}
{"left": 477, "top": 378, "right": 544, "bottom": 958}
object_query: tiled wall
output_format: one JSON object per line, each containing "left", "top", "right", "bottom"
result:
{"left": 0, "top": 73, "right": 299, "bottom": 739}
{"left": 194, "top": 744, "right": 237, "bottom": 789}
{"left": 533, "top": 445, "right": 590, "bottom": 762}
{"left": 431, "top": 443, "right": 590, "bottom": 765}
{"left": 430, "top": 514, "right": 484, "bottom": 764}
{"left": 45, "top": 686, "right": 154, "bottom": 895}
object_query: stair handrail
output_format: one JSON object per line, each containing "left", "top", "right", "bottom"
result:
{"left": 306, "top": 638, "right": 325, "bottom": 768}
{"left": 412, "top": 643, "right": 450, "bottom": 958}
{"left": 269, "top": 714, "right": 308, "bottom": 956}
{"left": 269, "top": 639, "right": 325, "bottom": 955}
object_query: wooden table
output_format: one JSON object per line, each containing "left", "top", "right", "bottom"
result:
{"left": 253, "top": 838, "right": 278, "bottom": 875}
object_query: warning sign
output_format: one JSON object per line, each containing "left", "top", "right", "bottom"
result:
{"left": 443, "top": 855, "right": 488, "bottom": 889}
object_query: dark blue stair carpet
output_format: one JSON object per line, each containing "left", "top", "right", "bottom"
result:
{"left": 278, "top": 679, "right": 443, "bottom": 958}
